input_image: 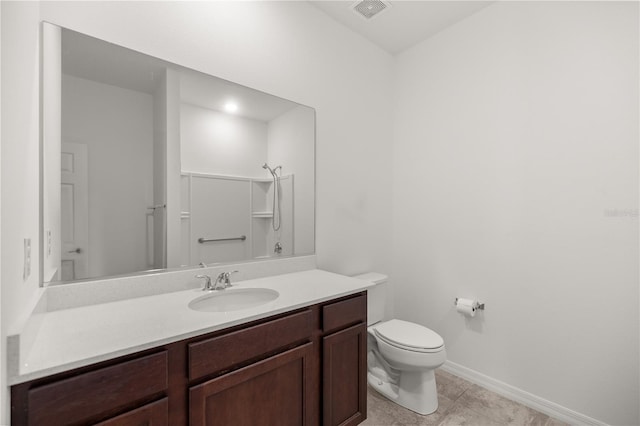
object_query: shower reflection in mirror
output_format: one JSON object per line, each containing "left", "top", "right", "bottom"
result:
{"left": 262, "top": 163, "right": 282, "bottom": 233}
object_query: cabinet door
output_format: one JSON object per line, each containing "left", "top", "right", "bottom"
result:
{"left": 95, "top": 398, "right": 168, "bottom": 426}
{"left": 190, "top": 343, "right": 314, "bottom": 426}
{"left": 323, "top": 323, "right": 367, "bottom": 426}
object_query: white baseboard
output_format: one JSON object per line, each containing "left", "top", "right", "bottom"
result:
{"left": 441, "top": 361, "right": 608, "bottom": 426}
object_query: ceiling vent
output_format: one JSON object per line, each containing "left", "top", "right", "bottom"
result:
{"left": 352, "top": 0, "right": 391, "bottom": 20}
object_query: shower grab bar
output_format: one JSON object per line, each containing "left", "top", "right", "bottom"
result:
{"left": 147, "top": 204, "right": 166, "bottom": 211}
{"left": 198, "top": 235, "right": 246, "bottom": 244}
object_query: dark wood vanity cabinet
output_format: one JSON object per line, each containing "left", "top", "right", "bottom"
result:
{"left": 11, "top": 292, "right": 367, "bottom": 426}
{"left": 187, "top": 308, "right": 316, "bottom": 426}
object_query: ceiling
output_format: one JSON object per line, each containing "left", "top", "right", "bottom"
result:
{"left": 62, "top": 28, "right": 297, "bottom": 122}
{"left": 180, "top": 71, "right": 298, "bottom": 122}
{"left": 309, "top": 1, "right": 494, "bottom": 55}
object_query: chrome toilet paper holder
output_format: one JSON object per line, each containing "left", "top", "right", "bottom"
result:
{"left": 454, "top": 298, "right": 485, "bottom": 310}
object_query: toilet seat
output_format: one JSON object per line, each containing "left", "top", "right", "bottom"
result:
{"left": 374, "top": 319, "right": 444, "bottom": 353}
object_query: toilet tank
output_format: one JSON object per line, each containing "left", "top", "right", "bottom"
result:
{"left": 353, "top": 272, "right": 388, "bottom": 326}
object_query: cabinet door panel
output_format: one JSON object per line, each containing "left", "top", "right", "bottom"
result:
{"left": 95, "top": 398, "right": 168, "bottom": 426}
{"left": 323, "top": 324, "right": 367, "bottom": 426}
{"left": 190, "top": 343, "right": 313, "bottom": 426}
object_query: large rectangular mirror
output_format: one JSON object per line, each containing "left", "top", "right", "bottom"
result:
{"left": 42, "top": 23, "right": 315, "bottom": 284}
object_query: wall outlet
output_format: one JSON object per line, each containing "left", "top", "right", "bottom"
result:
{"left": 23, "top": 238, "right": 31, "bottom": 280}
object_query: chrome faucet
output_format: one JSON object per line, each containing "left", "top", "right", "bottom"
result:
{"left": 195, "top": 274, "right": 215, "bottom": 291}
{"left": 215, "top": 270, "right": 239, "bottom": 289}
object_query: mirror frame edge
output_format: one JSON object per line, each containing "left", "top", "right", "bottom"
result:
{"left": 40, "top": 21, "right": 63, "bottom": 288}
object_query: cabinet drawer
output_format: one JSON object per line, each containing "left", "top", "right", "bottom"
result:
{"left": 322, "top": 294, "right": 366, "bottom": 333}
{"left": 189, "top": 309, "right": 313, "bottom": 381}
{"left": 27, "top": 351, "right": 168, "bottom": 426}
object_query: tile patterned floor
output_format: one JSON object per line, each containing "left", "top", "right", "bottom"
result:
{"left": 361, "top": 369, "right": 568, "bottom": 426}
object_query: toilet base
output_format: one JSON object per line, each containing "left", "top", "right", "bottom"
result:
{"left": 398, "top": 368, "right": 438, "bottom": 415}
{"left": 368, "top": 371, "right": 399, "bottom": 401}
{"left": 368, "top": 369, "right": 439, "bottom": 415}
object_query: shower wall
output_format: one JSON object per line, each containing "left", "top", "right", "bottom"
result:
{"left": 189, "top": 175, "right": 251, "bottom": 264}
{"left": 181, "top": 173, "right": 293, "bottom": 265}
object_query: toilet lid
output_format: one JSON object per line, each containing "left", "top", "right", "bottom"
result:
{"left": 374, "top": 319, "right": 444, "bottom": 351}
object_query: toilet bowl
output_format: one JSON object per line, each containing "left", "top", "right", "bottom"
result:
{"left": 355, "top": 273, "right": 446, "bottom": 415}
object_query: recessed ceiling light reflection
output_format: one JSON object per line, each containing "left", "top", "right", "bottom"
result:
{"left": 224, "top": 102, "right": 238, "bottom": 113}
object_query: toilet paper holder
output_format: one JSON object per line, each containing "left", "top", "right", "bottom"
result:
{"left": 454, "top": 298, "right": 485, "bottom": 310}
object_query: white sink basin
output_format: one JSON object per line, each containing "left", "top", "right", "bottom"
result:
{"left": 189, "top": 288, "right": 279, "bottom": 312}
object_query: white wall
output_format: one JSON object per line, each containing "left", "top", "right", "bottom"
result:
{"left": 267, "top": 105, "right": 315, "bottom": 255}
{"left": 181, "top": 103, "right": 268, "bottom": 177}
{"left": 1, "top": 3, "right": 44, "bottom": 422}
{"left": 164, "top": 69, "right": 182, "bottom": 269}
{"left": 152, "top": 70, "right": 168, "bottom": 270}
{"left": 0, "top": 4, "right": 44, "bottom": 335}
{"left": 392, "top": 2, "right": 639, "bottom": 425}
{"left": 1, "top": 2, "right": 393, "bottom": 422}
{"left": 62, "top": 74, "right": 154, "bottom": 279}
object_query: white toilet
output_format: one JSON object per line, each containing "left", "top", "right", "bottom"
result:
{"left": 355, "top": 272, "right": 446, "bottom": 415}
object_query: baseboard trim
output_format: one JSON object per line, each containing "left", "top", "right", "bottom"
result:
{"left": 441, "top": 361, "right": 608, "bottom": 426}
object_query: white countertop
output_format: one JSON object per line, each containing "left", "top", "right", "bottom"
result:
{"left": 10, "top": 269, "right": 373, "bottom": 384}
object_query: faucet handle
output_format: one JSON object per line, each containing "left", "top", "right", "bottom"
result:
{"left": 222, "top": 270, "right": 239, "bottom": 288}
{"left": 195, "top": 274, "right": 213, "bottom": 291}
